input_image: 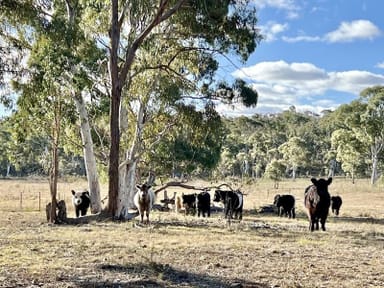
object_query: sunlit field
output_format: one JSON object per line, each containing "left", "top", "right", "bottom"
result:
{"left": 0, "top": 177, "right": 383, "bottom": 287}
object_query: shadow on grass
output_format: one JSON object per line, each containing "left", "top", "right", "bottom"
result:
{"left": 71, "top": 262, "right": 269, "bottom": 288}
{"left": 329, "top": 215, "right": 384, "bottom": 225}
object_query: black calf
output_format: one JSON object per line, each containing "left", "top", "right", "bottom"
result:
{"left": 331, "top": 196, "right": 342, "bottom": 216}
{"left": 196, "top": 191, "right": 211, "bottom": 217}
{"left": 182, "top": 191, "right": 211, "bottom": 217}
{"left": 274, "top": 194, "right": 295, "bottom": 219}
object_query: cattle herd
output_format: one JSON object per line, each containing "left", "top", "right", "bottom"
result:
{"left": 71, "top": 177, "right": 343, "bottom": 231}
{"left": 133, "top": 177, "right": 342, "bottom": 230}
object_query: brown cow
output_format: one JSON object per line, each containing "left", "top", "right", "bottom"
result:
{"left": 304, "top": 177, "right": 332, "bottom": 231}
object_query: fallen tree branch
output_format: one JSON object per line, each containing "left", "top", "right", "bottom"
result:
{"left": 153, "top": 181, "right": 237, "bottom": 195}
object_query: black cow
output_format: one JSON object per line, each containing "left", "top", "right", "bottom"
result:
{"left": 304, "top": 177, "right": 332, "bottom": 231}
{"left": 273, "top": 194, "right": 295, "bottom": 219}
{"left": 182, "top": 192, "right": 211, "bottom": 217}
{"left": 213, "top": 189, "right": 243, "bottom": 221}
{"left": 182, "top": 193, "right": 196, "bottom": 216}
{"left": 196, "top": 191, "right": 211, "bottom": 217}
{"left": 331, "top": 195, "right": 343, "bottom": 216}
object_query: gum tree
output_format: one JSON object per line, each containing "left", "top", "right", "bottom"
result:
{"left": 106, "top": 0, "right": 262, "bottom": 218}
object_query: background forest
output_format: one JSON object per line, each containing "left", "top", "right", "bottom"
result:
{"left": 2, "top": 95, "right": 384, "bottom": 185}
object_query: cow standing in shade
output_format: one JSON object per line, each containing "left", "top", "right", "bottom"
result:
{"left": 304, "top": 177, "right": 332, "bottom": 231}
{"left": 134, "top": 183, "right": 155, "bottom": 224}
{"left": 274, "top": 194, "right": 295, "bottom": 219}
{"left": 182, "top": 191, "right": 211, "bottom": 217}
{"left": 196, "top": 191, "right": 211, "bottom": 217}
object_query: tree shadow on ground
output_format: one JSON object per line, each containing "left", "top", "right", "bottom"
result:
{"left": 70, "top": 262, "right": 269, "bottom": 288}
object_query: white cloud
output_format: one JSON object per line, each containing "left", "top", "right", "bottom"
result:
{"left": 325, "top": 20, "right": 381, "bottom": 42}
{"left": 227, "top": 61, "right": 384, "bottom": 116}
{"left": 329, "top": 70, "right": 384, "bottom": 93}
{"left": 282, "top": 20, "right": 381, "bottom": 43}
{"left": 253, "top": 0, "right": 296, "bottom": 10}
{"left": 253, "top": 0, "right": 300, "bottom": 19}
{"left": 376, "top": 62, "right": 384, "bottom": 69}
{"left": 282, "top": 35, "right": 321, "bottom": 43}
{"left": 233, "top": 60, "right": 328, "bottom": 83}
{"left": 259, "top": 22, "right": 288, "bottom": 42}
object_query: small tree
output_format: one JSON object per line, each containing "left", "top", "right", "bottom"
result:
{"left": 331, "top": 129, "right": 365, "bottom": 183}
{"left": 264, "top": 159, "right": 285, "bottom": 189}
{"left": 278, "top": 137, "right": 309, "bottom": 180}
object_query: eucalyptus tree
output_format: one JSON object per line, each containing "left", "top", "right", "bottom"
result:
{"left": 104, "top": 0, "right": 261, "bottom": 218}
{"left": 278, "top": 136, "right": 309, "bottom": 180}
{"left": 359, "top": 86, "right": 384, "bottom": 184}
{"left": 330, "top": 87, "right": 384, "bottom": 185}
{"left": 2, "top": 0, "right": 262, "bottom": 219}
{"left": 148, "top": 103, "right": 226, "bottom": 178}
{"left": 0, "top": 0, "right": 31, "bottom": 110}
{"left": 264, "top": 159, "right": 285, "bottom": 188}
{"left": 3, "top": 112, "right": 51, "bottom": 176}
{"left": 14, "top": 39, "right": 75, "bottom": 222}
{"left": 1, "top": 0, "right": 105, "bottom": 214}
{"left": 331, "top": 129, "right": 365, "bottom": 183}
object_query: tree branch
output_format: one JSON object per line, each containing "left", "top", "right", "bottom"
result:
{"left": 118, "top": 0, "right": 187, "bottom": 85}
{"left": 153, "top": 182, "right": 237, "bottom": 195}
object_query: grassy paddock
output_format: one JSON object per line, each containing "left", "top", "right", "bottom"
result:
{"left": 0, "top": 177, "right": 383, "bottom": 287}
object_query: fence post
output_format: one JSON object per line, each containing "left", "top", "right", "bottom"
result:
{"left": 38, "top": 191, "right": 41, "bottom": 211}
{"left": 20, "top": 191, "right": 23, "bottom": 210}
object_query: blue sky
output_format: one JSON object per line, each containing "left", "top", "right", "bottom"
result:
{"left": 216, "top": 0, "right": 384, "bottom": 116}
{"left": 2, "top": 1, "right": 383, "bottom": 118}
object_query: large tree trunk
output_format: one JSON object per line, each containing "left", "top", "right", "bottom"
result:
{"left": 117, "top": 160, "right": 138, "bottom": 218}
{"left": 117, "top": 101, "right": 145, "bottom": 219}
{"left": 49, "top": 150, "right": 58, "bottom": 224}
{"left": 48, "top": 110, "right": 60, "bottom": 223}
{"left": 107, "top": 0, "right": 186, "bottom": 217}
{"left": 73, "top": 93, "right": 102, "bottom": 213}
{"left": 108, "top": 0, "right": 121, "bottom": 217}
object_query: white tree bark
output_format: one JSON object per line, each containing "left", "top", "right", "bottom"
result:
{"left": 64, "top": 0, "right": 101, "bottom": 213}
{"left": 370, "top": 138, "right": 383, "bottom": 185}
{"left": 73, "top": 93, "right": 102, "bottom": 213}
{"left": 117, "top": 101, "right": 145, "bottom": 218}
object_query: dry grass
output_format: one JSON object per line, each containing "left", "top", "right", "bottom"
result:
{"left": 0, "top": 177, "right": 384, "bottom": 287}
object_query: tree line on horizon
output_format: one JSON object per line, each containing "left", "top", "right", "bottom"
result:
{"left": 2, "top": 89, "right": 384, "bottom": 185}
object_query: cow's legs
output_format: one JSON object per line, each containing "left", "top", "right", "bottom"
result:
{"left": 320, "top": 217, "right": 327, "bottom": 231}
{"left": 310, "top": 215, "right": 317, "bottom": 231}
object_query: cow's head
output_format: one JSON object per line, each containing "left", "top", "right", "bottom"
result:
{"left": 71, "top": 190, "right": 89, "bottom": 206}
{"left": 310, "top": 177, "right": 332, "bottom": 196}
{"left": 213, "top": 190, "right": 222, "bottom": 202}
{"left": 273, "top": 194, "right": 281, "bottom": 206}
{"left": 136, "top": 183, "right": 151, "bottom": 197}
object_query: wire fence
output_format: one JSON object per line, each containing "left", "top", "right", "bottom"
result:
{"left": 0, "top": 179, "right": 87, "bottom": 213}
{"left": 0, "top": 190, "right": 74, "bottom": 212}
